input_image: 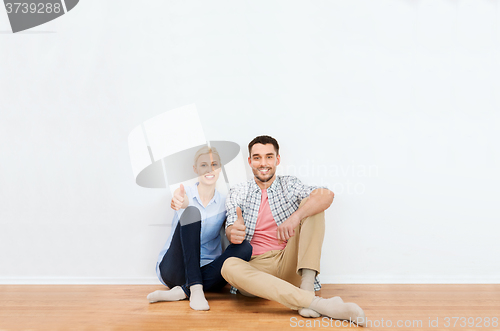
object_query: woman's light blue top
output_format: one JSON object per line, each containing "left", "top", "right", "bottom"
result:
{"left": 155, "top": 183, "right": 226, "bottom": 285}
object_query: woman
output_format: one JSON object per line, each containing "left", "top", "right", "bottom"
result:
{"left": 147, "top": 146, "right": 252, "bottom": 310}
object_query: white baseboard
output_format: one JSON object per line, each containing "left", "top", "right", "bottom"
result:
{"left": 0, "top": 277, "right": 162, "bottom": 285}
{"left": 1, "top": 275, "right": 499, "bottom": 285}
{"left": 319, "top": 275, "right": 500, "bottom": 284}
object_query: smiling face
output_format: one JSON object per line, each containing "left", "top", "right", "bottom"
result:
{"left": 248, "top": 143, "right": 280, "bottom": 187}
{"left": 193, "top": 152, "right": 221, "bottom": 186}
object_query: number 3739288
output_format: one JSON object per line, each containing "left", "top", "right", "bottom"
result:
{"left": 5, "top": 2, "right": 62, "bottom": 14}
{"left": 443, "top": 316, "right": 498, "bottom": 328}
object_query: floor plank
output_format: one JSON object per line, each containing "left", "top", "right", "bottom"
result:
{"left": 0, "top": 284, "right": 499, "bottom": 330}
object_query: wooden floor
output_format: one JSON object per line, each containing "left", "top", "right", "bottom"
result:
{"left": 1, "top": 284, "right": 499, "bottom": 330}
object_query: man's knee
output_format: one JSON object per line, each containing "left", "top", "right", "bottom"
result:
{"left": 221, "top": 257, "right": 242, "bottom": 279}
{"left": 179, "top": 206, "right": 201, "bottom": 226}
{"left": 300, "top": 210, "right": 325, "bottom": 227}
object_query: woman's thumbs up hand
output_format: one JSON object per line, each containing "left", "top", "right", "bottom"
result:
{"left": 171, "top": 184, "right": 187, "bottom": 210}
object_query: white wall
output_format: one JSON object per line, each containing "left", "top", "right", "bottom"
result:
{"left": 1, "top": 0, "right": 499, "bottom": 284}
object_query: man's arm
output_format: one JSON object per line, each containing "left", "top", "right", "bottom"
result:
{"left": 292, "top": 188, "right": 334, "bottom": 222}
{"left": 276, "top": 188, "right": 334, "bottom": 242}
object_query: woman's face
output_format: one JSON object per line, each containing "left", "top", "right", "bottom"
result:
{"left": 193, "top": 153, "right": 221, "bottom": 186}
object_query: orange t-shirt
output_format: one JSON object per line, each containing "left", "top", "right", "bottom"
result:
{"left": 250, "top": 189, "right": 287, "bottom": 256}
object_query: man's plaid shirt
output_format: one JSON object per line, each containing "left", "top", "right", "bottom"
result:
{"left": 225, "top": 175, "right": 327, "bottom": 294}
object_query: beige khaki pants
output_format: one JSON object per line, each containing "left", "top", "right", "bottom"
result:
{"left": 221, "top": 201, "right": 325, "bottom": 310}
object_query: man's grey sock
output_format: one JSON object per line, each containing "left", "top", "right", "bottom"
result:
{"left": 308, "top": 296, "right": 366, "bottom": 326}
{"left": 298, "top": 269, "right": 321, "bottom": 318}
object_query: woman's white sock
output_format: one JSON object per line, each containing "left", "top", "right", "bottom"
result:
{"left": 147, "top": 286, "right": 187, "bottom": 303}
{"left": 189, "top": 284, "right": 210, "bottom": 311}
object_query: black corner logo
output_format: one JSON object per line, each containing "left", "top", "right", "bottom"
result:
{"left": 4, "top": 0, "right": 79, "bottom": 33}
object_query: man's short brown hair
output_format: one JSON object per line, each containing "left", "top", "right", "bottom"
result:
{"left": 248, "top": 135, "right": 279, "bottom": 156}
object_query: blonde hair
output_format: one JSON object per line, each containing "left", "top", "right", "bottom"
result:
{"left": 193, "top": 145, "right": 221, "bottom": 165}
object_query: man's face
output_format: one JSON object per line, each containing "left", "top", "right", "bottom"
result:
{"left": 248, "top": 143, "right": 280, "bottom": 184}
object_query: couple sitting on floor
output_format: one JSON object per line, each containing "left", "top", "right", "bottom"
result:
{"left": 147, "top": 135, "right": 366, "bottom": 326}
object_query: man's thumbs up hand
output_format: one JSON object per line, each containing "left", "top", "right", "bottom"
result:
{"left": 230, "top": 207, "right": 246, "bottom": 244}
{"left": 171, "top": 184, "right": 187, "bottom": 210}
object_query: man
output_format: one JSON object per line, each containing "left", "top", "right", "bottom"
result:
{"left": 222, "top": 135, "right": 365, "bottom": 326}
